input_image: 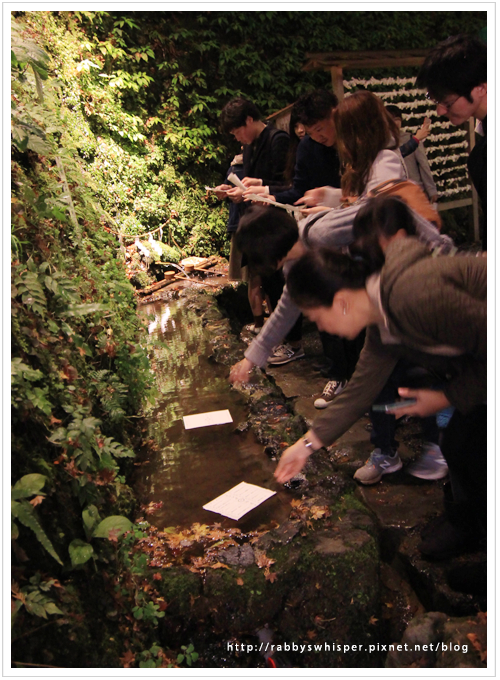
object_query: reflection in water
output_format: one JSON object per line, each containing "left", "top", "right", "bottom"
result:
{"left": 134, "top": 297, "right": 290, "bottom": 530}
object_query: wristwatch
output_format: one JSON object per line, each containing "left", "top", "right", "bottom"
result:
{"left": 303, "top": 437, "right": 315, "bottom": 451}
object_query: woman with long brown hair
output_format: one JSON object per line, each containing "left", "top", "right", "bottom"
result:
{"left": 298, "top": 89, "right": 405, "bottom": 208}
{"left": 334, "top": 89, "right": 402, "bottom": 197}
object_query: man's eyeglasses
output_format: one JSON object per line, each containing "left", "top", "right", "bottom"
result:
{"left": 425, "top": 93, "right": 461, "bottom": 111}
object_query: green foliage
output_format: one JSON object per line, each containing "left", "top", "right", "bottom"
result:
{"left": 12, "top": 575, "right": 64, "bottom": 626}
{"left": 11, "top": 475, "right": 63, "bottom": 566}
{"left": 132, "top": 601, "right": 165, "bottom": 624}
{"left": 177, "top": 643, "right": 199, "bottom": 667}
{"left": 11, "top": 18, "right": 155, "bottom": 660}
{"left": 93, "top": 515, "right": 134, "bottom": 539}
{"left": 69, "top": 538, "right": 94, "bottom": 566}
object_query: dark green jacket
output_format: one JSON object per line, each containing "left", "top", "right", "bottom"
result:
{"left": 313, "top": 238, "right": 486, "bottom": 448}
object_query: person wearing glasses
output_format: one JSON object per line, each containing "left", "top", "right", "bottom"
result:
{"left": 417, "top": 34, "right": 487, "bottom": 250}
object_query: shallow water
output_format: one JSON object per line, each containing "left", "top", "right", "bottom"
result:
{"left": 134, "top": 295, "right": 291, "bottom": 531}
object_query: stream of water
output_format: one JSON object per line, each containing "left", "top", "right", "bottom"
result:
{"left": 133, "top": 294, "right": 291, "bottom": 531}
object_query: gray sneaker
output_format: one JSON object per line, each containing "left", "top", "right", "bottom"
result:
{"left": 354, "top": 449, "right": 403, "bottom": 485}
{"left": 406, "top": 442, "right": 449, "bottom": 480}
{"left": 267, "top": 343, "right": 305, "bottom": 366}
{"left": 314, "top": 379, "right": 347, "bottom": 409}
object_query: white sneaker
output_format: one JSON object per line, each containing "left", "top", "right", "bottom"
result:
{"left": 314, "top": 380, "right": 347, "bottom": 409}
{"left": 406, "top": 442, "right": 449, "bottom": 480}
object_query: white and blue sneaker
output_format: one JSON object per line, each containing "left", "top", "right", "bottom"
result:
{"left": 267, "top": 343, "right": 305, "bottom": 366}
{"left": 406, "top": 442, "right": 448, "bottom": 480}
{"left": 354, "top": 448, "right": 403, "bottom": 485}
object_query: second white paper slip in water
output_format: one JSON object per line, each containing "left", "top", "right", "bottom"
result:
{"left": 203, "top": 482, "right": 276, "bottom": 520}
{"left": 183, "top": 409, "right": 233, "bottom": 430}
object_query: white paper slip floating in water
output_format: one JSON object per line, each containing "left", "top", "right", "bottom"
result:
{"left": 183, "top": 409, "right": 233, "bottom": 430}
{"left": 203, "top": 481, "right": 276, "bottom": 521}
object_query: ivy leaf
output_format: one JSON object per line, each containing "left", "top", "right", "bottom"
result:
{"left": 44, "top": 602, "right": 64, "bottom": 615}
{"left": 82, "top": 504, "right": 100, "bottom": 533}
{"left": 93, "top": 515, "right": 133, "bottom": 540}
{"left": 69, "top": 539, "right": 94, "bottom": 566}
{"left": 12, "top": 474, "right": 47, "bottom": 500}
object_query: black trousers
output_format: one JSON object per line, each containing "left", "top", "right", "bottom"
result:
{"left": 319, "top": 330, "right": 365, "bottom": 381}
{"left": 441, "top": 404, "right": 487, "bottom": 534}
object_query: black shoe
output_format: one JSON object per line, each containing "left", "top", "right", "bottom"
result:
{"left": 447, "top": 561, "right": 487, "bottom": 596}
{"left": 418, "top": 518, "right": 480, "bottom": 561}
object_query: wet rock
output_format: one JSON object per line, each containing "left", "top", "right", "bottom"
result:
{"left": 397, "top": 534, "right": 487, "bottom": 616}
{"left": 234, "top": 421, "right": 251, "bottom": 433}
{"left": 283, "top": 473, "right": 308, "bottom": 490}
{"left": 380, "top": 562, "right": 425, "bottom": 642}
{"left": 255, "top": 520, "right": 302, "bottom": 551}
{"left": 385, "top": 611, "right": 487, "bottom": 668}
{"left": 219, "top": 543, "right": 255, "bottom": 567}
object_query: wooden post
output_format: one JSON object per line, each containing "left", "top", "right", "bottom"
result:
{"left": 468, "top": 117, "right": 480, "bottom": 242}
{"left": 330, "top": 66, "right": 344, "bottom": 101}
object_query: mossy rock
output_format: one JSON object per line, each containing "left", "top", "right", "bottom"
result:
{"left": 155, "top": 567, "right": 202, "bottom": 618}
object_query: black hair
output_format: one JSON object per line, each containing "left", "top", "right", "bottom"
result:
{"left": 416, "top": 34, "right": 487, "bottom": 102}
{"left": 350, "top": 196, "right": 417, "bottom": 272}
{"left": 220, "top": 97, "right": 262, "bottom": 134}
{"left": 235, "top": 205, "right": 299, "bottom": 276}
{"left": 283, "top": 102, "right": 303, "bottom": 183}
{"left": 386, "top": 104, "right": 404, "bottom": 120}
{"left": 293, "top": 89, "right": 339, "bottom": 127}
{"left": 287, "top": 247, "right": 370, "bottom": 310}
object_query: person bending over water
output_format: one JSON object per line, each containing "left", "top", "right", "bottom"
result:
{"left": 275, "top": 237, "right": 486, "bottom": 563}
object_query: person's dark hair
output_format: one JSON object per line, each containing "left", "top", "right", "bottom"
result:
{"left": 220, "top": 97, "right": 262, "bottom": 134}
{"left": 235, "top": 205, "right": 299, "bottom": 276}
{"left": 283, "top": 103, "right": 303, "bottom": 183}
{"left": 386, "top": 104, "right": 403, "bottom": 121}
{"left": 416, "top": 34, "right": 487, "bottom": 102}
{"left": 293, "top": 89, "right": 339, "bottom": 127}
{"left": 287, "top": 248, "right": 370, "bottom": 310}
{"left": 333, "top": 90, "right": 400, "bottom": 197}
{"left": 349, "top": 196, "right": 416, "bottom": 271}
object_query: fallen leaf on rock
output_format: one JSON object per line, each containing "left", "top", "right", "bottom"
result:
{"left": 264, "top": 567, "right": 277, "bottom": 583}
{"left": 255, "top": 552, "right": 276, "bottom": 569}
{"left": 310, "top": 505, "right": 330, "bottom": 520}
{"left": 120, "top": 650, "right": 135, "bottom": 668}
{"left": 467, "top": 633, "right": 487, "bottom": 662}
{"left": 210, "top": 562, "right": 230, "bottom": 570}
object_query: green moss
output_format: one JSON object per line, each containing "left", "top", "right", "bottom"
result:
{"left": 156, "top": 568, "right": 201, "bottom": 617}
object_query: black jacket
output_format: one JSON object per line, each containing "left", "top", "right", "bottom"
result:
{"left": 468, "top": 116, "right": 487, "bottom": 250}
{"left": 272, "top": 135, "right": 341, "bottom": 204}
{"left": 242, "top": 125, "right": 290, "bottom": 187}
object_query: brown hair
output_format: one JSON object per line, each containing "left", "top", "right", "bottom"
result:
{"left": 333, "top": 91, "right": 400, "bottom": 197}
